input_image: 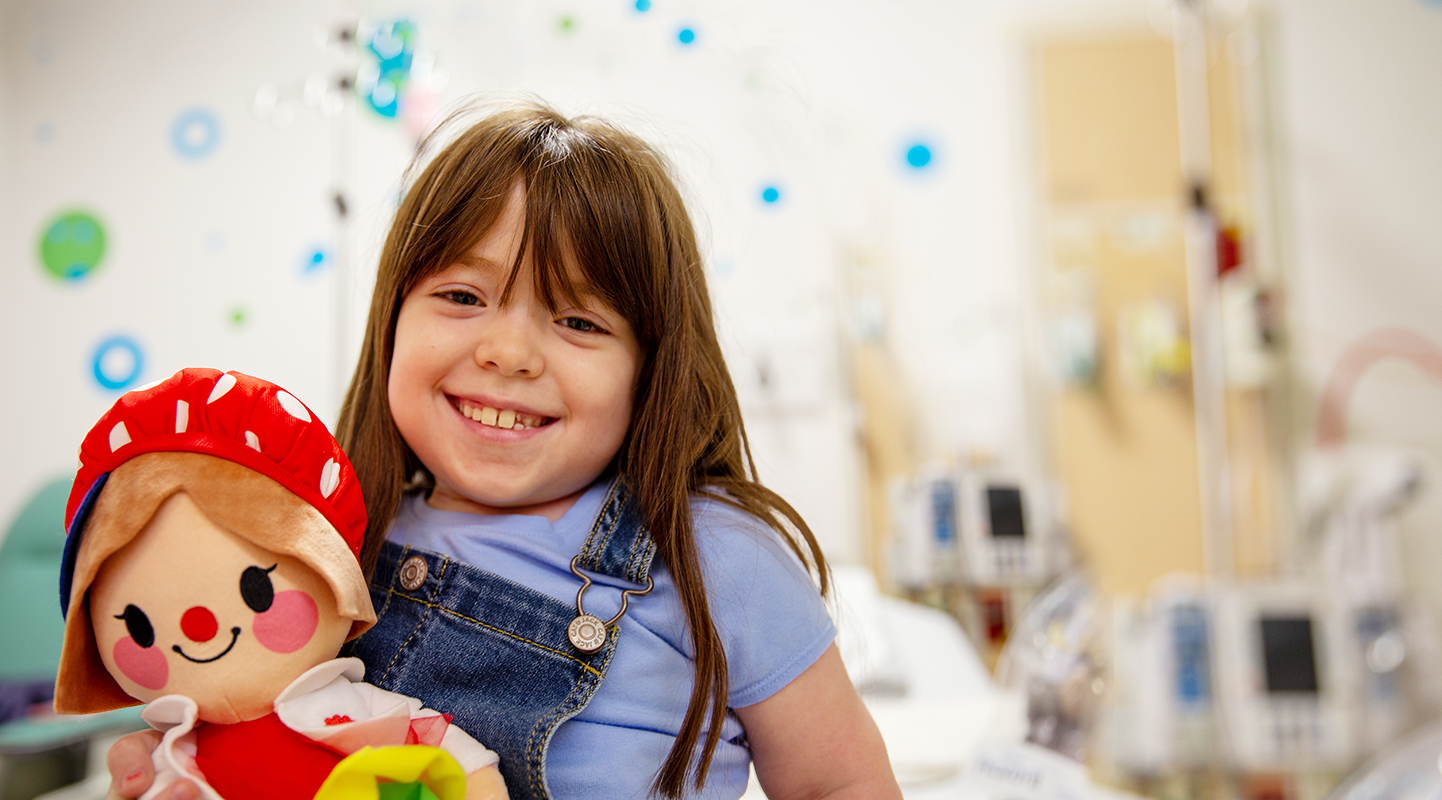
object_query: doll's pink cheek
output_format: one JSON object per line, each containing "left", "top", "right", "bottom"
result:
{"left": 112, "top": 638, "right": 168, "bottom": 691}
{"left": 252, "top": 590, "right": 319, "bottom": 654}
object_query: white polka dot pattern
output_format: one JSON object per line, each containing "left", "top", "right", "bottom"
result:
{"left": 108, "top": 422, "right": 130, "bottom": 452}
{"left": 276, "top": 391, "right": 310, "bottom": 422}
{"left": 207, "top": 373, "right": 237, "bottom": 404}
{"left": 244, "top": 431, "right": 261, "bottom": 451}
{"left": 320, "top": 458, "right": 341, "bottom": 498}
{"left": 175, "top": 401, "right": 189, "bottom": 434}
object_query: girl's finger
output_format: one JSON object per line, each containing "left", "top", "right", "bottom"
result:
{"left": 105, "top": 729, "right": 162, "bottom": 799}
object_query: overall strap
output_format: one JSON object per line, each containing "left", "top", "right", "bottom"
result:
{"left": 575, "top": 478, "right": 656, "bottom": 586}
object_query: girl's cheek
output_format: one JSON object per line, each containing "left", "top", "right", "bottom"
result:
{"left": 112, "top": 637, "right": 168, "bottom": 691}
{"left": 252, "top": 590, "right": 319, "bottom": 654}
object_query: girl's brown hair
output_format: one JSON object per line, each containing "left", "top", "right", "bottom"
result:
{"left": 336, "top": 101, "right": 831, "bottom": 797}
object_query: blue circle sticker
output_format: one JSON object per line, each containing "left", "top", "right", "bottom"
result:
{"left": 678, "top": 27, "right": 696, "bottom": 45}
{"left": 761, "top": 186, "right": 781, "bottom": 204}
{"left": 171, "top": 107, "right": 221, "bottom": 160}
{"left": 92, "top": 336, "right": 144, "bottom": 391}
{"left": 635, "top": 0, "right": 652, "bottom": 10}
{"left": 301, "top": 245, "right": 330, "bottom": 275}
{"left": 905, "top": 143, "right": 933, "bottom": 169}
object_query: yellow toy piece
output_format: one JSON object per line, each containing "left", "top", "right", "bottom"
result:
{"left": 313, "top": 745, "right": 467, "bottom": 800}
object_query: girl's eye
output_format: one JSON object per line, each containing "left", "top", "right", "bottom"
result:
{"left": 560, "top": 317, "right": 605, "bottom": 334}
{"left": 240, "top": 565, "right": 277, "bottom": 613}
{"left": 437, "top": 289, "right": 482, "bottom": 306}
{"left": 116, "top": 604, "right": 155, "bottom": 648}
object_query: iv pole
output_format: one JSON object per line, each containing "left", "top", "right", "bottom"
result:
{"left": 1174, "top": 0, "right": 1235, "bottom": 579}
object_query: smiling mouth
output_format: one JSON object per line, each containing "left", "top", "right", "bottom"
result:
{"left": 172, "top": 627, "right": 241, "bottom": 663}
{"left": 452, "top": 398, "right": 555, "bottom": 430}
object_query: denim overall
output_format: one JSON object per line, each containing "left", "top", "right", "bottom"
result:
{"left": 350, "top": 481, "right": 655, "bottom": 800}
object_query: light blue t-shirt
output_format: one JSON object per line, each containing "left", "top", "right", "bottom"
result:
{"left": 386, "top": 480, "right": 836, "bottom": 799}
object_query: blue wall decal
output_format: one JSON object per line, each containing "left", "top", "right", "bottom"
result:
{"left": 91, "top": 335, "right": 144, "bottom": 391}
{"left": 761, "top": 185, "right": 781, "bottom": 204}
{"left": 301, "top": 245, "right": 330, "bottom": 275}
{"left": 360, "top": 20, "right": 416, "bottom": 119}
{"left": 905, "top": 142, "right": 933, "bottom": 169}
{"left": 171, "top": 107, "right": 222, "bottom": 160}
{"left": 678, "top": 27, "right": 696, "bottom": 45}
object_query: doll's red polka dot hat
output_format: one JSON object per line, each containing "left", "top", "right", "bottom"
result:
{"left": 61, "top": 368, "right": 367, "bottom": 618}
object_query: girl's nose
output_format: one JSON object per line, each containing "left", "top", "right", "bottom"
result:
{"left": 474, "top": 312, "right": 543, "bottom": 377}
{"left": 181, "top": 606, "right": 219, "bottom": 642}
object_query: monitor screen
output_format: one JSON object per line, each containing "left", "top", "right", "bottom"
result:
{"left": 1259, "top": 616, "right": 1320, "bottom": 694}
{"left": 986, "top": 486, "right": 1026, "bottom": 539}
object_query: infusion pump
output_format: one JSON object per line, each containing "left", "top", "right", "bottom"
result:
{"left": 958, "top": 474, "right": 1048, "bottom": 586}
{"left": 1104, "top": 580, "right": 1424, "bottom": 776}
{"left": 888, "top": 468, "right": 1055, "bottom": 590}
{"left": 1212, "top": 583, "right": 1354, "bottom": 769}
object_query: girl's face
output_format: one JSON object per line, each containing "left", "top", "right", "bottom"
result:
{"left": 388, "top": 182, "right": 643, "bottom": 520}
{"left": 89, "top": 491, "right": 352, "bottom": 723}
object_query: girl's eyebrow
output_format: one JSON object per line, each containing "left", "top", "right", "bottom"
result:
{"left": 445, "top": 254, "right": 508, "bottom": 276}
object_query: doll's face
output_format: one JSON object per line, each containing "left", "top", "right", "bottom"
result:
{"left": 89, "top": 490, "right": 352, "bottom": 724}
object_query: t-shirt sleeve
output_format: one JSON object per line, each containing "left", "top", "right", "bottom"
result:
{"left": 692, "top": 495, "right": 837, "bottom": 709}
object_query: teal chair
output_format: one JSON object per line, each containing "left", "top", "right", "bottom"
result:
{"left": 0, "top": 477, "right": 144, "bottom": 800}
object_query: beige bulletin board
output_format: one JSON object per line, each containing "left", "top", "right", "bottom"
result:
{"left": 1032, "top": 28, "right": 1276, "bottom": 595}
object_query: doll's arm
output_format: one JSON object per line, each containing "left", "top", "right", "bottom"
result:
{"left": 464, "top": 764, "right": 508, "bottom": 800}
{"left": 734, "top": 643, "right": 902, "bottom": 800}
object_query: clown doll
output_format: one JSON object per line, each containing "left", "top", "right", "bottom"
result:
{"left": 54, "top": 368, "right": 508, "bottom": 800}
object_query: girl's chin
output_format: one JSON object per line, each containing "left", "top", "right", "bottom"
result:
{"left": 428, "top": 484, "right": 586, "bottom": 521}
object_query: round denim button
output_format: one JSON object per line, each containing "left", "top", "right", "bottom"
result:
{"left": 399, "top": 555, "right": 428, "bottom": 591}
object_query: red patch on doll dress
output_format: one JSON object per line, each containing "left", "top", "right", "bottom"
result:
{"left": 195, "top": 712, "right": 343, "bottom": 800}
{"left": 406, "top": 713, "right": 453, "bottom": 746}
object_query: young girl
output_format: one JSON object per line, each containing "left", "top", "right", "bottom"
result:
{"left": 108, "top": 101, "right": 901, "bottom": 800}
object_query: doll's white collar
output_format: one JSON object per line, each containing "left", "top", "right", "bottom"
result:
{"left": 274, "top": 657, "right": 367, "bottom": 705}
{"left": 139, "top": 657, "right": 366, "bottom": 730}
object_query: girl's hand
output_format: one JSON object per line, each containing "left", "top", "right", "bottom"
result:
{"left": 735, "top": 643, "right": 903, "bottom": 800}
{"left": 105, "top": 730, "right": 199, "bottom": 800}
{"left": 464, "top": 764, "right": 509, "bottom": 800}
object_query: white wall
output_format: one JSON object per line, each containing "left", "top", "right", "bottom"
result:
{"left": 5, "top": 0, "right": 1438, "bottom": 601}
{"left": 1267, "top": 0, "right": 1442, "bottom": 611}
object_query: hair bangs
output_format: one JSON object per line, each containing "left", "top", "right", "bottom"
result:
{"left": 517, "top": 126, "right": 665, "bottom": 352}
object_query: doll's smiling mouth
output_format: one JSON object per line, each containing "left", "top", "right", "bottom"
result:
{"left": 172, "top": 627, "right": 242, "bottom": 663}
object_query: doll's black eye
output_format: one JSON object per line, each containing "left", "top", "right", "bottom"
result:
{"left": 240, "top": 565, "right": 277, "bottom": 612}
{"left": 115, "top": 605, "right": 155, "bottom": 648}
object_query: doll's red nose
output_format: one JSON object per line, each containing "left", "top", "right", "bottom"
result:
{"left": 181, "top": 606, "right": 219, "bottom": 642}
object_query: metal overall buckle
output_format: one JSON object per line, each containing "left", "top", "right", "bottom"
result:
{"left": 567, "top": 555, "right": 654, "bottom": 653}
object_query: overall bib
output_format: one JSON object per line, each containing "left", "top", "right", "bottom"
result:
{"left": 350, "top": 481, "right": 655, "bottom": 800}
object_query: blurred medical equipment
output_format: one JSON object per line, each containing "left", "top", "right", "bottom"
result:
{"left": 889, "top": 465, "right": 1069, "bottom": 667}
{"left": 1320, "top": 720, "right": 1442, "bottom": 800}
{"left": 1096, "top": 445, "right": 1442, "bottom": 800}
{"left": 994, "top": 571, "right": 1106, "bottom": 763}
{"left": 1211, "top": 580, "right": 1352, "bottom": 769}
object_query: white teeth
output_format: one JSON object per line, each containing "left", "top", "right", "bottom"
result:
{"left": 459, "top": 401, "right": 534, "bottom": 430}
